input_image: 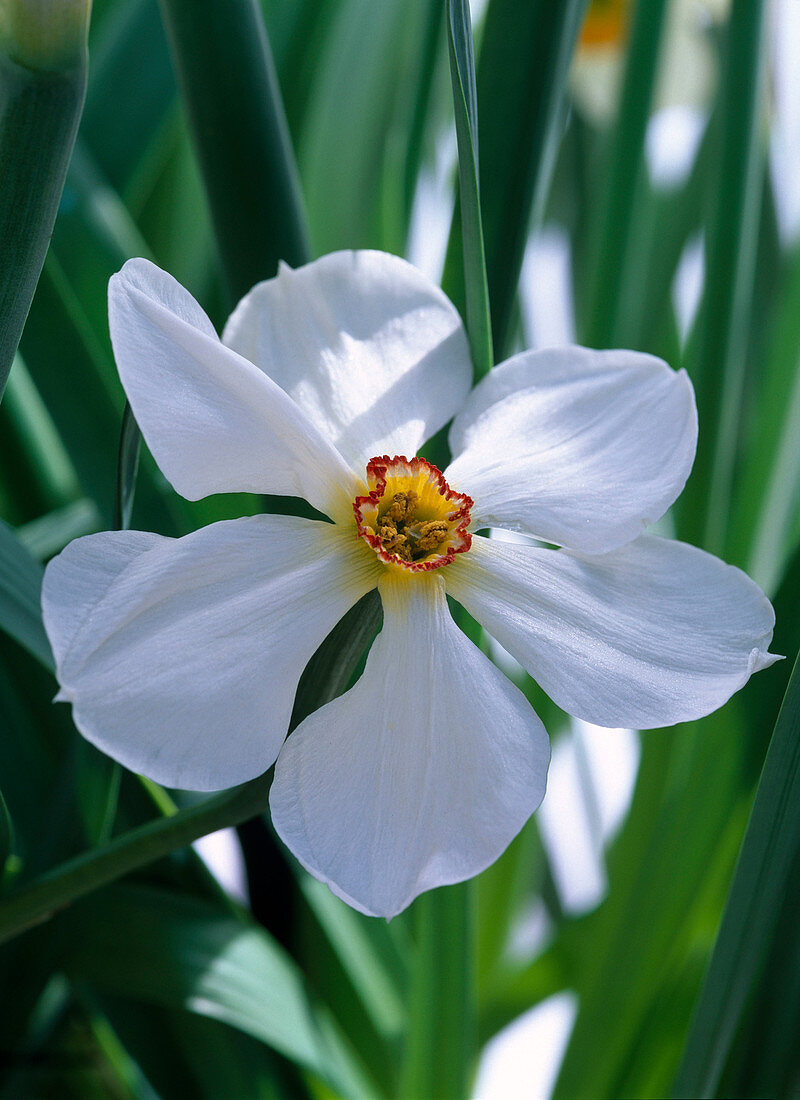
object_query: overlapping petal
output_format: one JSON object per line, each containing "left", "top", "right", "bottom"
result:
{"left": 42, "top": 516, "right": 379, "bottom": 791}
{"left": 270, "top": 572, "right": 550, "bottom": 919}
{"left": 445, "top": 346, "right": 697, "bottom": 553}
{"left": 222, "top": 250, "right": 472, "bottom": 474}
{"left": 109, "top": 259, "right": 358, "bottom": 522}
{"left": 445, "top": 533, "right": 778, "bottom": 730}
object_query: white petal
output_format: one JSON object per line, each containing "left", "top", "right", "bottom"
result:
{"left": 222, "top": 251, "right": 472, "bottom": 473}
{"left": 446, "top": 346, "right": 697, "bottom": 553}
{"left": 270, "top": 572, "right": 550, "bottom": 918}
{"left": 42, "top": 517, "right": 379, "bottom": 790}
{"left": 446, "top": 534, "right": 778, "bottom": 730}
{"left": 109, "top": 259, "right": 357, "bottom": 522}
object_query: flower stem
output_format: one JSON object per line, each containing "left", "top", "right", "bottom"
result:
{"left": 0, "top": 774, "right": 270, "bottom": 946}
{"left": 0, "top": 591, "right": 382, "bottom": 946}
{"left": 400, "top": 882, "right": 476, "bottom": 1098}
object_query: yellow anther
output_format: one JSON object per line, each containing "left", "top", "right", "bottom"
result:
{"left": 414, "top": 520, "right": 449, "bottom": 552}
{"left": 388, "top": 491, "right": 418, "bottom": 523}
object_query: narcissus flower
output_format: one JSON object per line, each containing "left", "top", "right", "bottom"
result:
{"left": 42, "top": 251, "right": 777, "bottom": 918}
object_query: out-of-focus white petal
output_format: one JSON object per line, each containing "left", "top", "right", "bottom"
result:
{"left": 446, "top": 346, "right": 697, "bottom": 553}
{"left": 446, "top": 534, "right": 778, "bottom": 730}
{"left": 222, "top": 251, "right": 472, "bottom": 473}
{"left": 270, "top": 571, "right": 550, "bottom": 919}
{"left": 109, "top": 258, "right": 357, "bottom": 522}
{"left": 42, "top": 516, "right": 379, "bottom": 791}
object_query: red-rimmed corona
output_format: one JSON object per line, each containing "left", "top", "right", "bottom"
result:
{"left": 354, "top": 455, "right": 473, "bottom": 571}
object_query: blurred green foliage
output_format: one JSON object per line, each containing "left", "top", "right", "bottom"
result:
{"left": 0, "top": 0, "right": 798, "bottom": 1097}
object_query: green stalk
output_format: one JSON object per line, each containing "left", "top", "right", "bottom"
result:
{"left": 0, "top": 590, "right": 381, "bottom": 946}
{"left": 0, "top": 775, "right": 271, "bottom": 945}
{"left": 0, "top": 0, "right": 90, "bottom": 400}
{"left": 580, "top": 0, "right": 668, "bottom": 349}
{"left": 478, "top": 0, "right": 586, "bottom": 360}
{"left": 400, "top": 884, "right": 475, "bottom": 1099}
{"left": 677, "top": 0, "right": 767, "bottom": 554}
{"left": 158, "top": 0, "right": 311, "bottom": 304}
{"left": 113, "top": 402, "right": 140, "bottom": 533}
{"left": 673, "top": 652, "right": 800, "bottom": 1097}
{"left": 445, "top": 0, "right": 493, "bottom": 381}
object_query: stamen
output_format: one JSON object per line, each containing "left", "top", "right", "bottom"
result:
{"left": 388, "top": 491, "right": 418, "bottom": 523}
{"left": 353, "top": 455, "right": 473, "bottom": 572}
{"left": 414, "top": 520, "right": 449, "bottom": 552}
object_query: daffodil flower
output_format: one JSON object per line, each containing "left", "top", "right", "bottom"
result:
{"left": 41, "top": 251, "right": 777, "bottom": 918}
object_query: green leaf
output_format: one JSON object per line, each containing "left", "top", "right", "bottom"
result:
{"left": 291, "top": 590, "right": 382, "bottom": 728}
{"left": 677, "top": 0, "right": 769, "bottom": 554}
{"left": 298, "top": 874, "right": 407, "bottom": 1040}
{"left": 0, "top": 518, "right": 53, "bottom": 669}
{"left": 552, "top": 704, "right": 754, "bottom": 1099}
{"left": 91, "top": 995, "right": 293, "bottom": 1100}
{"left": 82, "top": 0, "right": 176, "bottom": 193}
{"left": 444, "top": 0, "right": 493, "bottom": 380}
{"left": 297, "top": 0, "right": 441, "bottom": 257}
{"left": 580, "top": 0, "right": 668, "bottom": 349}
{"left": 728, "top": 243, "right": 800, "bottom": 592}
{"left": 114, "top": 403, "right": 140, "bottom": 532}
{"left": 400, "top": 883, "right": 475, "bottom": 1100}
{"left": 0, "top": 17, "right": 88, "bottom": 398}
{"left": 63, "top": 883, "right": 380, "bottom": 1099}
{"left": 19, "top": 253, "right": 182, "bottom": 534}
{"left": 0, "top": 354, "right": 82, "bottom": 518}
{"left": 673, "top": 650, "right": 800, "bottom": 1098}
{"left": 478, "top": 0, "right": 586, "bottom": 359}
{"left": 159, "top": 0, "right": 311, "bottom": 302}
{"left": 18, "top": 498, "right": 102, "bottom": 560}
{"left": 0, "top": 587, "right": 382, "bottom": 945}
{"left": 295, "top": 872, "right": 409, "bottom": 1095}
{"left": 0, "top": 785, "right": 19, "bottom": 884}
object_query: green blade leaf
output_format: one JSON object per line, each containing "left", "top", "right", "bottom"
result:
{"left": 728, "top": 242, "right": 800, "bottom": 591}
{"left": 18, "top": 498, "right": 102, "bottom": 560}
{"left": 677, "top": 0, "right": 769, "bottom": 554}
{"left": 0, "top": 10, "right": 89, "bottom": 399}
{"left": 298, "top": 873, "right": 407, "bottom": 1041}
{"left": 445, "top": 0, "right": 493, "bottom": 380}
{"left": 580, "top": 0, "right": 668, "bottom": 349}
{"left": 401, "top": 883, "right": 475, "bottom": 1100}
{"left": 0, "top": 785, "right": 18, "bottom": 884}
{"left": 82, "top": 0, "right": 176, "bottom": 192}
{"left": 297, "top": 0, "right": 441, "bottom": 257}
{"left": 63, "top": 883, "right": 380, "bottom": 1099}
{"left": 0, "top": 518, "right": 53, "bottom": 669}
{"left": 114, "top": 403, "right": 140, "bottom": 532}
{"left": 0, "top": 586, "right": 381, "bottom": 944}
{"left": 673, "top": 650, "right": 800, "bottom": 1098}
{"left": 158, "top": 0, "right": 311, "bottom": 302}
{"left": 478, "top": 0, "right": 586, "bottom": 359}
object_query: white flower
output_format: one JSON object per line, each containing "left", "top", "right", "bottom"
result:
{"left": 41, "top": 251, "right": 778, "bottom": 919}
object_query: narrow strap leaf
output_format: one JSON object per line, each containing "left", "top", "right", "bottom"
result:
{"left": 62, "top": 883, "right": 381, "bottom": 1099}
{"left": 479, "top": 0, "right": 587, "bottom": 359}
{"left": 114, "top": 402, "right": 141, "bottom": 533}
{"left": 673, "top": 651, "right": 800, "bottom": 1097}
{"left": 581, "top": 0, "right": 668, "bottom": 349}
{"left": 444, "top": 0, "right": 493, "bottom": 381}
{"left": 158, "top": 0, "right": 312, "bottom": 303}
{"left": 0, "top": 519, "right": 53, "bottom": 670}
{"left": 677, "top": 0, "right": 768, "bottom": 554}
{"left": 0, "top": 26, "right": 88, "bottom": 399}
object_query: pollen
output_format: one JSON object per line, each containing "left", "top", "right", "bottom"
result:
{"left": 354, "top": 455, "right": 473, "bottom": 572}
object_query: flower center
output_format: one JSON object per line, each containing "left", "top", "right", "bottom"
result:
{"left": 354, "top": 455, "right": 473, "bottom": 572}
